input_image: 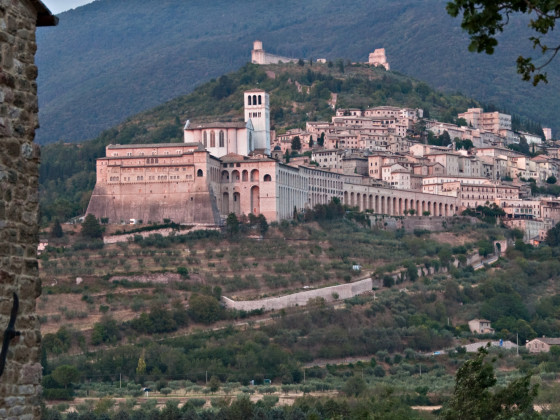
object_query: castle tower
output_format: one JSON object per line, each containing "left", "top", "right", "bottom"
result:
{"left": 251, "top": 40, "right": 265, "bottom": 64}
{"left": 244, "top": 89, "right": 270, "bottom": 155}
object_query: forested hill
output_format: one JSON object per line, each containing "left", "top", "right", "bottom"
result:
{"left": 35, "top": 0, "right": 558, "bottom": 145}
{"left": 39, "top": 62, "right": 484, "bottom": 223}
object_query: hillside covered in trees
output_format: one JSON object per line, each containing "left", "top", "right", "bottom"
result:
{"left": 35, "top": 0, "right": 559, "bottom": 145}
{"left": 39, "top": 210, "right": 560, "bottom": 417}
{"left": 39, "top": 62, "right": 489, "bottom": 223}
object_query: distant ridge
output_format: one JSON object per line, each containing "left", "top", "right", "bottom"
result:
{"left": 35, "top": 0, "right": 558, "bottom": 145}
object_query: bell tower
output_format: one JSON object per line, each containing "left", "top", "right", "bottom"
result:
{"left": 244, "top": 89, "right": 270, "bottom": 155}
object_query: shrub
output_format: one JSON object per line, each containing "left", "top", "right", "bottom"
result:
{"left": 373, "top": 365, "right": 386, "bottom": 377}
{"left": 177, "top": 266, "right": 189, "bottom": 278}
{"left": 189, "top": 398, "right": 206, "bottom": 408}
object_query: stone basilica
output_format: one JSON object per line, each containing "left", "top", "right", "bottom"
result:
{"left": 86, "top": 89, "right": 458, "bottom": 225}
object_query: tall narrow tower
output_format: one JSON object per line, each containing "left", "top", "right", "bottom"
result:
{"left": 244, "top": 89, "right": 270, "bottom": 155}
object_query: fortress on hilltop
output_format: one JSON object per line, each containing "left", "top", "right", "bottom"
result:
{"left": 251, "top": 40, "right": 299, "bottom": 65}
{"left": 368, "top": 48, "right": 390, "bottom": 70}
{"left": 251, "top": 40, "right": 390, "bottom": 69}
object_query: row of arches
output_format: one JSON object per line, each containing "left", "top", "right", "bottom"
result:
{"left": 343, "top": 191, "right": 456, "bottom": 217}
{"left": 222, "top": 186, "right": 260, "bottom": 215}
{"left": 278, "top": 170, "right": 305, "bottom": 190}
{"left": 248, "top": 94, "right": 262, "bottom": 106}
{"left": 221, "top": 169, "right": 271, "bottom": 183}
{"left": 203, "top": 130, "right": 225, "bottom": 148}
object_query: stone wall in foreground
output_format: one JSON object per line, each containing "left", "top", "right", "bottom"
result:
{"left": 0, "top": 1, "right": 43, "bottom": 418}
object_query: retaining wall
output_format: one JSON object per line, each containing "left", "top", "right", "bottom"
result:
{"left": 223, "top": 278, "right": 374, "bottom": 311}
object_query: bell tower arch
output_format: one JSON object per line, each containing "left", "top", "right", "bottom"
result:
{"left": 244, "top": 89, "right": 270, "bottom": 155}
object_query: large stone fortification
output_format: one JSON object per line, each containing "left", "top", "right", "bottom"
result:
{"left": 251, "top": 40, "right": 299, "bottom": 65}
{"left": 0, "top": 1, "right": 57, "bottom": 419}
{"left": 368, "top": 48, "right": 390, "bottom": 70}
{"left": 86, "top": 144, "right": 222, "bottom": 225}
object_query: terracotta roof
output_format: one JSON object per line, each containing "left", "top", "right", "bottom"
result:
{"left": 220, "top": 153, "right": 247, "bottom": 162}
{"left": 531, "top": 337, "right": 560, "bottom": 345}
{"left": 107, "top": 143, "right": 201, "bottom": 149}
{"left": 187, "top": 122, "right": 246, "bottom": 129}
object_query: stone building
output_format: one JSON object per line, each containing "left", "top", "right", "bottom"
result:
{"left": 468, "top": 319, "right": 494, "bottom": 334}
{"left": 368, "top": 48, "right": 390, "bottom": 71}
{"left": 183, "top": 121, "right": 253, "bottom": 158}
{"left": 86, "top": 143, "right": 223, "bottom": 225}
{"left": 251, "top": 40, "right": 298, "bottom": 65}
{"left": 88, "top": 89, "right": 467, "bottom": 224}
{"left": 184, "top": 89, "right": 270, "bottom": 157}
{"left": 526, "top": 337, "right": 560, "bottom": 353}
{"left": 0, "top": 1, "right": 57, "bottom": 418}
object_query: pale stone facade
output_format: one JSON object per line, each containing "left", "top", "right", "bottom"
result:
{"left": 368, "top": 48, "right": 390, "bottom": 70}
{"left": 251, "top": 40, "right": 298, "bottom": 65}
{"left": 184, "top": 89, "right": 270, "bottom": 157}
{"left": 87, "top": 144, "right": 309, "bottom": 224}
{"left": 343, "top": 180, "right": 458, "bottom": 216}
{"left": 312, "top": 149, "right": 346, "bottom": 171}
{"left": 301, "top": 165, "right": 344, "bottom": 208}
{"left": 468, "top": 319, "right": 494, "bottom": 334}
{"left": 0, "top": 1, "right": 57, "bottom": 419}
{"left": 527, "top": 337, "right": 560, "bottom": 353}
{"left": 183, "top": 121, "right": 253, "bottom": 158}
{"left": 87, "top": 143, "right": 223, "bottom": 225}
{"left": 243, "top": 89, "right": 271, "bottom": 155}
{"left": 458, "top": 108, "right": 512, "bottom": 134}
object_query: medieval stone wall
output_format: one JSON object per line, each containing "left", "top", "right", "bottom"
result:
{"left": 0, "top": 1, "right": 43, "bottom": 418}
{"left": 87, "top": 148, "right": 222, "bottom": 225}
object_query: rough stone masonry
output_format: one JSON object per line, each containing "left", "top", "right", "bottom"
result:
{"left": 0, "top": 1, "right": 56, "bottom": 418}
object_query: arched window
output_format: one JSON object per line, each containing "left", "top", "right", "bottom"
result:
{"left": 253, "top": 95, "right": 257, "bottom": 105}
{"left": 203, "top": 131, "right": 207, "bottom": 147}
{"left": 251, "top": 169, "right": 259, "bottom": 182}
{"left": 258, "top": 95, "right": 262, "bottom": 105}
{"left": 210, "top": 131, "right": 216, "bottom": 147}
{"left": 219, "top": 130, "right": 225, "bottom": 147}
{"left": 197, "top": 169, "right": 203, "bottom": 177}
{"left": 248, "top": 96, "right": 252, "bottom": 105}
{"left": 264, "top": 174, "right": 271, "bottom": 182}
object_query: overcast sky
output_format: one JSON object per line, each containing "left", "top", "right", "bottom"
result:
{"left": 43, "top": 0, "right": 94, "bottom": 14}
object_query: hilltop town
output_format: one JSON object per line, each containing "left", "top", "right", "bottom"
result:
{"left": 35, "top": 43, "right": 560, "bottom": 418}
{"left": 86, "top": 47, "right": 560, "bottom": 245}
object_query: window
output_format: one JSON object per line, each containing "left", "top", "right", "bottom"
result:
{"left": 197, "top": 169, "right": 203, "bottom": 177}
{"left": 210, "top": 131, "right": 216, "bottom": 147}
{"left": 219, "top": 130, "right": 225, "bottom": 147}
{"left": 203, "top": 131, "right": 207, "bottom": 147}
